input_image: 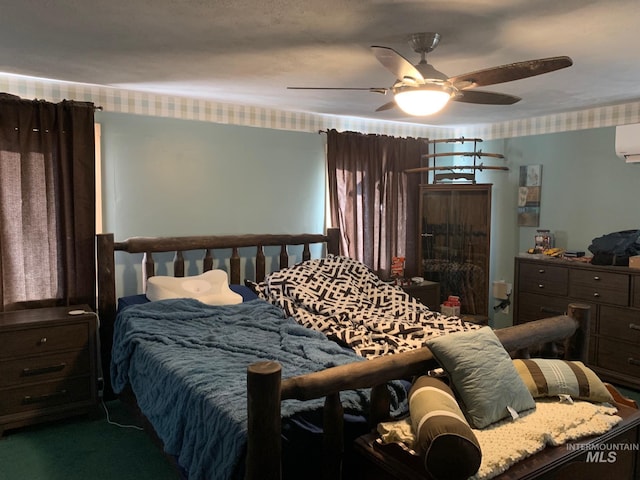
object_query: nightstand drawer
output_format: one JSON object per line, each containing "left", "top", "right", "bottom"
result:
{"left": 0, "top": 376, "right": 91, "bottom": 415}
{"left": 569, "top": 269, "right": 629, "bottom": 305}
{"left": 518, "top": 262, "right": 568, "bottom": 296}
{"left": 0, "top": 323, "right": 89, "bottom": 359}
{"left": 0, "top": 349, "right": 90, "bottom": 388}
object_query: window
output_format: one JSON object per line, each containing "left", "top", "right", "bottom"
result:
{"left": 0, "top": 95, "right": 96, "bottom": 310}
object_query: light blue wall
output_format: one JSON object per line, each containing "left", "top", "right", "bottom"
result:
{"left": 98, "top": 112, "right": 326, "bottom": 237}
{"left": 97, "top": 112, "right": 640, "bottom": 322}
{"left": 481, "top": 127, "right": 640, "bottom": 327}
{"left": 96, "top": 112, "right": 327, "bottom": 296}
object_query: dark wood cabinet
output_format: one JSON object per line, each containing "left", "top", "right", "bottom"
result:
{"left": 514, "top": 256, "right": 640, "bottom": 389}
{"left": 0, "top": 305, "right": 99, "bottom": 435}
{"left": 419, "top": 184, "right": 491, "bottom": 316}
{"left": 402, "top": 281, "right": 440, "bottom": 311}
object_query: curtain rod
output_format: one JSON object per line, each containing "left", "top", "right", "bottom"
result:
{"left": 0, "top": 93, "right": 103, "bottom": 111}
{"left": 317, "top": 129, "right": 429, "bottom": 141}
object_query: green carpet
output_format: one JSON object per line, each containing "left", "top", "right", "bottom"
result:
{"left": 0, "top": 401, "right": 178, "bottom": 480}
{"left": 2, "top": 387, "right": 640, "bottom": 480}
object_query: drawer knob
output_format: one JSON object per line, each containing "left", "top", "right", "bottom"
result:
{"left": 630, "top": 323, "right": 640, "bottom": 331}
{"left": 538, "top": 269, "right": 545, "bottom": 274}
{"left": 593, "top": 276, "right": 601, "bottom": 281}
{"left": 538, "top": 284, "right": 545, "bottom": 289}
{"left": 628, "top": 358, "right": 640, "bottom": 367}
{"left": 593, "top": 292, "right": 600, "bottom": 298}
{"left": 38, "top": 337, "right": 47, "bottom": 345}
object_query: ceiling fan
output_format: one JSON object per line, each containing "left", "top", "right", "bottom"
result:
{"left": 288, "top": 32, "right": 573, "bottom": 116}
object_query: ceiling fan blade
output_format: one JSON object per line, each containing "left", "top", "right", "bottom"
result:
{"left": 287, "top": 86, "right": 388, "bottom": 94}
{"left": 449, "top": 56, "right": 573, "bottom": 89}
{"left": 453, "top": 90, "right": 521, "bottom": 105}
{"left": 371, "top": 46, "right": 424, "bottom": 82}
{"left": 375, "top": 101, "right": 397, "bottom": 112}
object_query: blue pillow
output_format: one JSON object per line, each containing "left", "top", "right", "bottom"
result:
{"left": 230, "top": 284, "right": 259, "bottom": 302}
{"left": 426, "top": 326, "right": 535, "bottom": 429}
{"left": 117, "top": 294, "right": 148, "bottom": 311}
{"left": 117, "top": 284, "right": 258, "bottom": 312}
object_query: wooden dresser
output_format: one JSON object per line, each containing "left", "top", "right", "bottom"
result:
{"left": 514, "top": 255, "right": 640, "bottom": 389}
{"left": 0, "top": 305, "right": 99, "bottom": 435}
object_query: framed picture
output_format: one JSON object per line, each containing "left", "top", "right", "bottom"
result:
{"left": 518, "top": 165, "right": 542, "bottom": 227}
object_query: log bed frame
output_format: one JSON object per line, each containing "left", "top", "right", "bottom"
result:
{"left": 95, "top": 228, "right": 639, "bottom": 480}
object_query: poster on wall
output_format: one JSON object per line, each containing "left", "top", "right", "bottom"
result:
{"left": 518, "top": 165, "right": 542, "bottom": 227}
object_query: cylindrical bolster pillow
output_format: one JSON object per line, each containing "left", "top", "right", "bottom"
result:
{"left": 409, "top": 376, "right": 482, "bottom": 480}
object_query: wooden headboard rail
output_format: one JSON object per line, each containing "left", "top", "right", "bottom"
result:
{"left": 245, "top": 303, "right": 591, "bottom": 480}
{"left": 97, "top": 228, "right": 340, "bottom": 321}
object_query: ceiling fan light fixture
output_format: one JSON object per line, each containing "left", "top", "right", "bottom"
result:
{"left": 393, "top": 86, "right": 452, "bottom": 116}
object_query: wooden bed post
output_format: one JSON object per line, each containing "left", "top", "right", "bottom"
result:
{"left": 326, "top": 228, "right": 340, "bottom": 256}
{"left": 323, "top": 392, "right": 344, "bottom": 479}
{"left": 246, "top": 361, "right": 282, "bottom": 480}
{"left": 96, "top": 233, "right": 117, "bottom": 399}
{"left": 567, "top": 303, "right": 591, "bottom": 363}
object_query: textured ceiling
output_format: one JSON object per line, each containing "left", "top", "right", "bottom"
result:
{"left": 1, "top": 0, "right": 639, "bottom": 127}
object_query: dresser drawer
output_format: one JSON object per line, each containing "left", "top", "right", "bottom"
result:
{"left": 0, "top": 376, "right": 91, "bottom": 415}
{"left": 516, "top": 292, "right": 571, "bottom": 323}
{"left": 518, "top": 262, "right": 568, "bottom": 296}
{"left": 633, "top": 276, "right": 640, "bottom": 308}
{"left": 569, "top": 269, "right": 629, "bottom": 306}
{"left": 0, "top": 323, "right": 89, "bottom": 359}
{"left": 0, "top": 348, "right": 90, "bottom": 388}
{"left": 599, "top": 305, "right": 640, "bottom": 342}
{"left": 596, "top": 337, "right": 640, "bottom": 377}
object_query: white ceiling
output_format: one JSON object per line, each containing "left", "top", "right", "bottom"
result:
{"left": 1, "top": 0, "right": 639, "bottom": 128}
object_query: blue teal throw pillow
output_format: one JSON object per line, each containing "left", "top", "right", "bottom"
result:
{"left": 426, "top": 326, "right": 535, "bottom": 429}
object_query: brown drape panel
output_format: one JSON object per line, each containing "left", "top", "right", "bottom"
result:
{"left": 0, "top": 95, "right": 96, "bottom": 311}
{"left": 326, "top": 129, "right": 426, "bottom": 278}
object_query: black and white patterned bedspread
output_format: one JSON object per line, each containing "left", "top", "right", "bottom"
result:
{"left": 254, "top": 255, "right": 480, "bottom": 358}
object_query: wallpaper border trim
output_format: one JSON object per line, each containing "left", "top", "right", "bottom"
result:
{"left": 2, "top": 73, "right": 639, "bottom": 140}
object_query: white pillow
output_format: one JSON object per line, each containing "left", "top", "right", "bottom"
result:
{"left": 146, "top": 270, "right": 242, "bottom": 305}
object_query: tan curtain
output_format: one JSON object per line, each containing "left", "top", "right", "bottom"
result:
{"left": 0, "top": 94, "right": 96, "bottom": 311}
{"left": 326, "top": 129, "right": 426, "bottom": 278}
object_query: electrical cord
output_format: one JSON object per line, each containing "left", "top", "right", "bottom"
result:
{"left": 72, "top": 309, "right": 143, "bottom": 431}
{"left": 101, "top": 399, "right": 144, "bottom": 431}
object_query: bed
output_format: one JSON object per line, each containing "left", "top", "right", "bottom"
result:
{"left": 95, "top": 228, "right": 640, "bottom": 480}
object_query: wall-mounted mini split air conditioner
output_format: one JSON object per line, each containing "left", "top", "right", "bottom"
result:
{"left": 615, "top": 123, "right": 640, "bottom": 163}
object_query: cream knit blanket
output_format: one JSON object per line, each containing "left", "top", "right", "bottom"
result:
{"left": 378, "top": 399, "right": 622, "bottom": 480}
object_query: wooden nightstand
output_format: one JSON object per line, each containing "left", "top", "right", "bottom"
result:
{"left": 0, "top": 305, "right": 99, "bottom": 435}
{"left": 402, "top": 281, "right": 440, "bottom": 311}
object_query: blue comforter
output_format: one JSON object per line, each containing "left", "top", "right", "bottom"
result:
{"left": 111, "top": 298, "right": 390, "bottom": 480}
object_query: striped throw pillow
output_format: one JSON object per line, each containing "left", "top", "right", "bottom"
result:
{"left": 513, "top": 359, "right": 614, "bottom": 403}
{"left": 409, "top": 376, "right": 482, "bottom": 480}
